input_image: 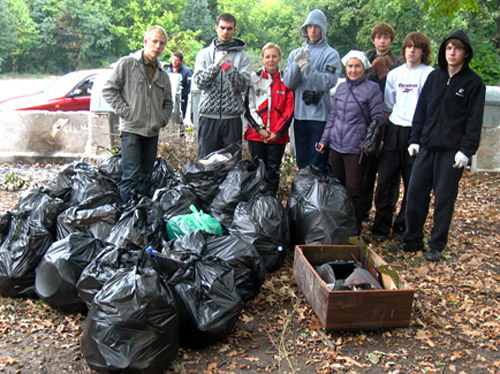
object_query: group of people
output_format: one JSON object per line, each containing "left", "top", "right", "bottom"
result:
{"left": 102, "top": 9, "right": 485, "bottom": 262}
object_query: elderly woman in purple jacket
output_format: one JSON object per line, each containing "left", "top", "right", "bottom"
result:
{"left": 317, "top": 50, "right": 383, "bottom": 233}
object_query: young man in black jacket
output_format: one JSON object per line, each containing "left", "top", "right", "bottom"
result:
{"left": 392, "top": 30, "right": 486, "bottom": 261}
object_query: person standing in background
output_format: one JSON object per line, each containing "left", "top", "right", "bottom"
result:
{"left": 102, "top": 26, "right": 173, "bottom": 203}
{"left": 283, "top": 9, "right": 341, "bottom": 174}
{"left": 362, "top": 22, "right": 400, "bottom": 221}
{"left": 166, "top": 51, "right": 193, "bottom": 121}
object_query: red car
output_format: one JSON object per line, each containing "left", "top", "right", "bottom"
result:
{"left": 0, "top": 69, "right": 110, "bottom": 111}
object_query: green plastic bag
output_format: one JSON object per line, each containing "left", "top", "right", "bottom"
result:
{"left": 166, "top": 205, "right": 223, "bottom": 240}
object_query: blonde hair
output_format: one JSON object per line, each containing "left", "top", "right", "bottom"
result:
{"left": 261, "top": 42, "right": 282, "bottom": 57}
{"left": 144, "top": 26, "right": 168, "bottom": 41}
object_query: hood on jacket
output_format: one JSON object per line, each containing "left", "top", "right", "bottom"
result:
{"left": 211, "top": 37, "right": 247, "bottom": 52}
{"left": 438, "top": 29, "right": 473, "bottom": 71}
{"left": 300, "top": 9, "right": 328, "bottom": 44}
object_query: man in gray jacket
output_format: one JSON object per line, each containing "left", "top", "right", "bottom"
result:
{"left": 193, "top": 13, "right": 251, "bottom": 158}
{"left": 102, "top": 26, "right": 173, "bottom": 203}
{"left": 283, "top": 9, "right": 341, "bottom": 174}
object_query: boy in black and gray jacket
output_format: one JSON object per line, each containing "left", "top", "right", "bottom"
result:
{"left": 193, "top": 13, "right": 251, "bottom": 158}
{"left": 392, "top": 30, "right": 486, "bottom": 261}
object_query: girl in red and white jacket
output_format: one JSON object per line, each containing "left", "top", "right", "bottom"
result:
{"left": 244, "top": 43, "right": 294, "bottom": 195}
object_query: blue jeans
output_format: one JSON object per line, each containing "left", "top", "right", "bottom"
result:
{"left": 120, "top": 132, "right": 159, "bottom": 203}
{"left": 294, "top": 120, "right": 329, "bottom": 174}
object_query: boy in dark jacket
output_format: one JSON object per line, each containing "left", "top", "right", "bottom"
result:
{"left": 392, "top": 30, "right": 485, "bottom": 261}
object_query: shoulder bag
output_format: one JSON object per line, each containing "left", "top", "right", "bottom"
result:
{"left": 348, "top": 84, "right": 385, "bottom": 159}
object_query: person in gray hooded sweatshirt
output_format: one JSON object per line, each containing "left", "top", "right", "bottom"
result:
{"left": 283, "top": 9, "right": 341, "bottom": 174}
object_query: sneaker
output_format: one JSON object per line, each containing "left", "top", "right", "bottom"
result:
{"left": 425, "top": 248, "right": 442, "bottom": 261}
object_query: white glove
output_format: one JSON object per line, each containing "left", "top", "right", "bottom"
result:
{"left": 408, "top": 144, "right": 420, "bottom": 157}
{"left": 294, "top": 49, "right": 311, "bottom": 69}
{"left": 214, "top": 51, "right": 231, "bottom": 67}
{"left": 453, "top": 151, "right": 469, "bottom": 168}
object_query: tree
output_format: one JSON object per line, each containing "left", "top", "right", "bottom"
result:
{"left": 0, "top": 0, "right": 18, "bottom": 71}
{"left": 179, "top": 0, "right": 214, "bottom": 45}
{"left": 164, "top": 30, "right": 205, "bottom": 68}
{"left": 2, "top": 0, "right": 38, "bottom": 72}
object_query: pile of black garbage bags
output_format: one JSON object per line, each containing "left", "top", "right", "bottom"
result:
{"left": 0, "top": 143, "right": 357, "bottom": 373}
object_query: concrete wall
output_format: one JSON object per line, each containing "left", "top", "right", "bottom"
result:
{"left": 1, "top": 85, "right": 500, "bottom": 171}
{"left": 471, "top": 85, "right": 500, "bottom": 173}
{"left": 0, "top": 111, "right": 114, "bottom": 163}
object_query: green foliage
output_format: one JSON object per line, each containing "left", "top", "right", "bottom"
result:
{"left": 164, "top": 30, "right": 205, "bottom": 68}
{"left": 0, "top": 0, "right": 17, "bottom": 70}
{"left": 1, "top": 0, "right": 38, "bottom": 72}
{"left": 0, "top": 0, "right": 499, "bottom": 84}
{"left": 469, "top": 43, "right": 500, "bottom": 85}
{"left": 398, "top": 0, "right": 479, "bottom": 17}
{"left": 179, "top": 0, "right": 214, "bottom": 45}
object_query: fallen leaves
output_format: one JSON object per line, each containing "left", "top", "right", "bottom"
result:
{"left": 0, "top": 168, "right": 499, "bottom": 374}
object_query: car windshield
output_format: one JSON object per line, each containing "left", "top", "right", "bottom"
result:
{"left": 40, "top": 72, "right": 94, "bottom": 97}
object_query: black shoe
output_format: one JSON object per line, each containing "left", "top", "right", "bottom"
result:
{"left": 425, "top": 248, "right": 442, "bottom": 261}
{"left": 389, "top": 241, "right": 423, "bottom": 253}
{"left": 388, "top": 242, "right": 404, "bottom": 252}
{"left": 368, "top": 234, "right": 389, "bottom": 243}
{"left": 394, "top": 232, "right": 404, "bottom": 242}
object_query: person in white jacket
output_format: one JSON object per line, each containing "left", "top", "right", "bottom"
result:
{"left": 370, "top": 31, "right": 434, "bottom": 242}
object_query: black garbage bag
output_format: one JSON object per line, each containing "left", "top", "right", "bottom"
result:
{"left": 76, "top": 243, "right": 142, "bottom": 307}
{"left": 56, "top": 159, "right": 95, "bottom": 189}
{"left": 152, "top": 184, "right": 199, "bottom": 221}
{"left": 106, "top": 196, "right": 164, "bottom": 250}
{"left": 56, "top": 192, "right": 121, "bottom": 240}
{"left": 35, "top": 233, "right": 107, "bottom": 312}
{"left": 164, "top": 230, "right": 265, "bottom": 302}
{"left": 80, "top": 251, "right": 179, "bottom": 373}
{"left": 17, "top": 185, "right": 66, "bottom": 237}
{"left": 97, "top": 151, "right": 122, "bottom": 183}
{"left": 168, "top": 255, "right": 243, "bottom": 348}
{"left": 230, "top": 194, "right": 289, "bottom": 272}
{"left": 0, "top": 212, "right": 12, "bottom": 244}
{"left": 288, "top": 175, "right": 357, "bottom": 245}
{"left": 0, "top": 211, "right": 53, "bottom": 298}
{"left": 209, "top": 159, "right": 267, "bottom": 229}
{"left": 286, "top": 166, "right": 325, "bottom": 224}
{"left": 148, "top": 157, "right": 182, "bottom": 197}
{"left": 56, "top": 159, "right": 117, "bottom": 206}
{"left": 180, "top": 143, "right": 241, "bottom": 209}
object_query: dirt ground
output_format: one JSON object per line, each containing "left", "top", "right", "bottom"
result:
{"left": 0, "top": 165, "right": 499, "bottom": 374}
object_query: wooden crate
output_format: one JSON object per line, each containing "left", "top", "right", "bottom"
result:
{"left": 293, "top": 244, "right": 415, "bottom": 330}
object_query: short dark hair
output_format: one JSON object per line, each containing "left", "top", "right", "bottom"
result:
{"left": 401, "top": 31, "right": 432, "bottom": 65}
{"left": 172, "top": 51, "right": 184, "bottom": 61}
{"left": 216, "top": 13, "right": 236, "bottom": 27}
{"left": 371, "top": 22, "right": 395, "bottom": 42}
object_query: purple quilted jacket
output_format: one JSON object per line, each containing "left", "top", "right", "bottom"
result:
{"left": 320, "top": 75, "right": 383, "bottom": 154}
